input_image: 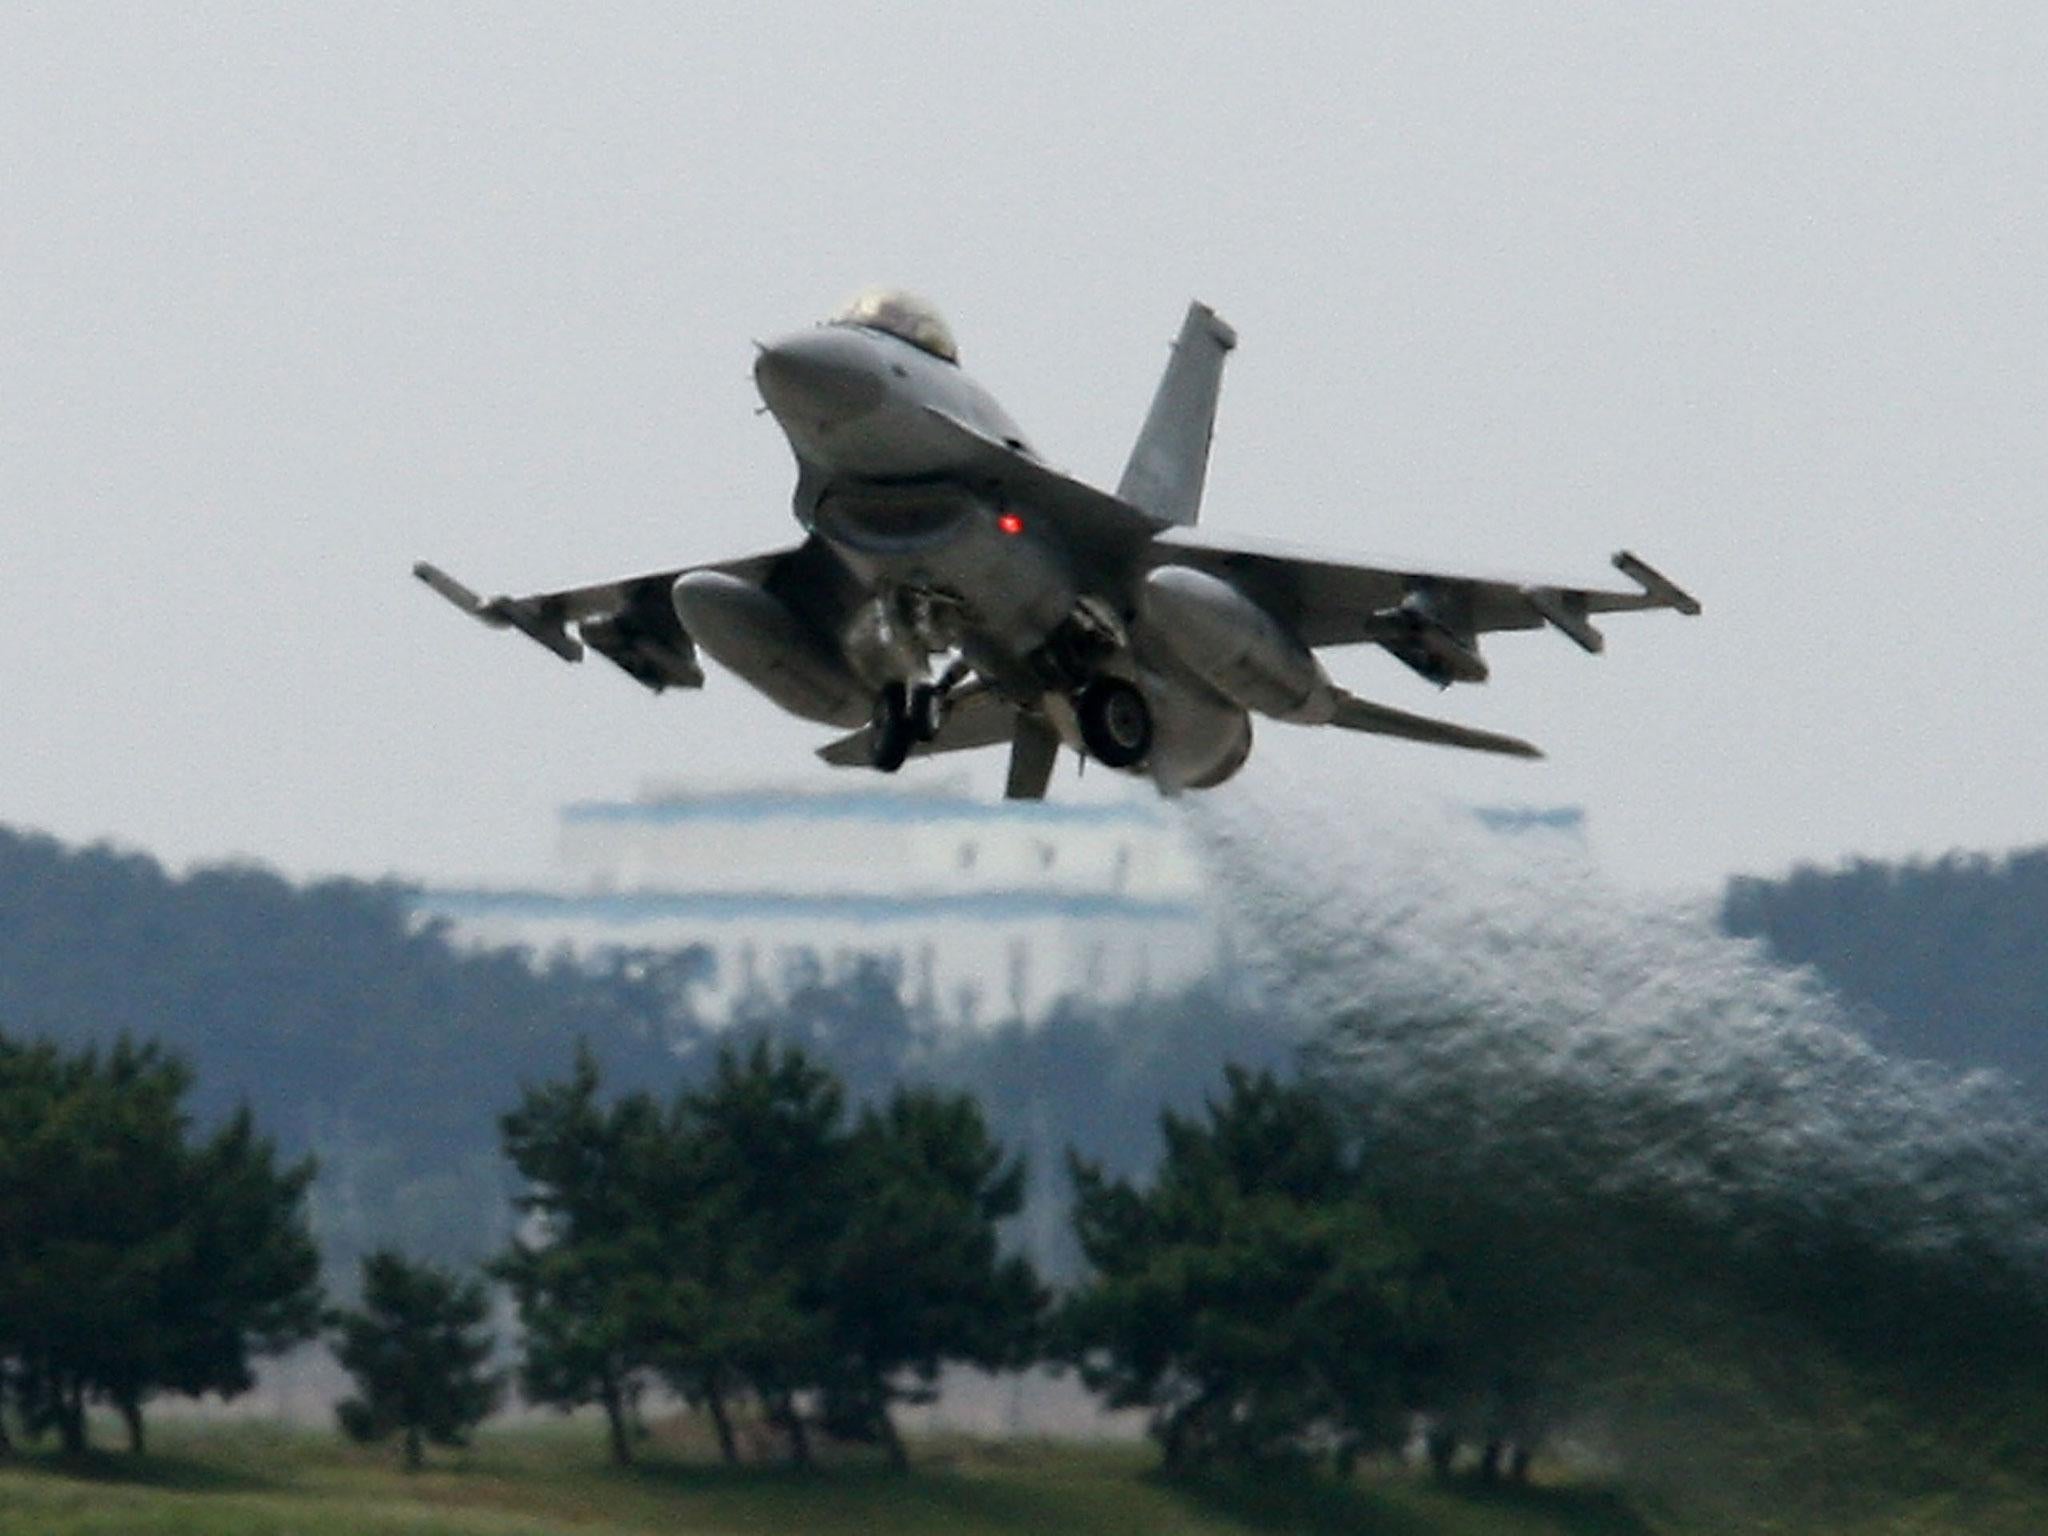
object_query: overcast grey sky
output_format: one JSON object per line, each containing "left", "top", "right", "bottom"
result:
{"left": 4, "top": 4, "right": 2042, "bottom": 893}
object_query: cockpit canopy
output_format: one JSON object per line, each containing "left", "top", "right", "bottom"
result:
{"left": 829, "top": 288, "right": 959, "bottom": 364}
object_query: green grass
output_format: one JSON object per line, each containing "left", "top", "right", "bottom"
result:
{"left": 0, "top": 1418, "right": 1665, "bottom": 1536}
{"left": 5, "top": 1417, "right": 2048, "bottom": 1536}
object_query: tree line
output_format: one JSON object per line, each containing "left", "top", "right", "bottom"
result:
{"left": 0, "top": 1016, "right": 1564, "bottom": 1477}
{"left": 8, "top": 824, "right": 2047, "bottom": 1481}
{"left": 493, "top": 1041, "right": 1040, "bottom": 1470}
{"left": 0, "top": 826, "right": 1291, "bottom": 1280}
{"left": 1723, "top": 846, "right": 2048, "bottom": 1090}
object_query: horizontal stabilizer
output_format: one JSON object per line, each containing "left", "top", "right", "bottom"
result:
{"left": 1329, "top": 688, "right": 1542, "bottom": 760}
{"left": 817, "top": 686, "right": 1017, "bottom": 769}
{"left": 816, "top": 732, "right": 872, "bottom": 768}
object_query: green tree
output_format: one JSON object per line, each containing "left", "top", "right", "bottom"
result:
{"left": 818, "top": 1086, "right": 1045, "bottom": 1469}
{"left": 494, "top": 1045, "right": 664, "bottom": 1467}
{"left": 496, "top": 1045, "right": 770, "bottom": 1468}
{"left": 495, "top": 1042, "right": 1043, "bottom": 1470}
{"left": 724, "top": 953, "right": 920, "bottom": 1106}
{"left": 683, "top": 1041, "right": 848, "bottom": 1468}
{"left": 1723, "top": 848, "right": 2048, "bottom": 1091}
{"left": 1063, "top": 1067, "right": 1442, "bottom": 1473}
{"left": 106, "top": 1104, "right": 324, "bottom": 1455}
{"left": 0, "top": 1031, "right": 321, "bottom": 1455}
{"left": 331, "top": 1251, "right": 501, "bottom": 1470}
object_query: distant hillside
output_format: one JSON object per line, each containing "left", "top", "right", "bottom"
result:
{"left": 0, "top": 826, "right": 701, "bottom": 1266}
{"left": 1722, "top": 847, "right": 2048, "bottom": 1089}
{"left": 0, "top": 825, "right": 1289, "bottom": 1278}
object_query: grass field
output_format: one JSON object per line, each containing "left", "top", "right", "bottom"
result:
{"left": 0, "top": 1418, "right": 1663, "bottom": 1536}
{"left": 4, "top": 1417, "right": 2046, "bottom": 1536}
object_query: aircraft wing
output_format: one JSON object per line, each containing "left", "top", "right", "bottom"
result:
{"left": 816, "top": 686, "right": 1071, "bottom": 801}
{"left": 414, "top": 538, "right": 852, "bottom": 694}
{"left": 1147, "top": 530, "right": 1699, "bottom": 682}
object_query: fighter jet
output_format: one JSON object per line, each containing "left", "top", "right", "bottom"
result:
{"left": 417, "top": 289, "right": 1699, "bottom": 799}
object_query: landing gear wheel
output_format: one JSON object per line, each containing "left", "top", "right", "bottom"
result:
{"left": 869, "top": 682, "right": 913, "bottom": 772}
{"left": 908, "top": 682, "right": 946, "bottom": 743}
{"left": 1076, "top": 677, "right": 1153, "bottom": 768}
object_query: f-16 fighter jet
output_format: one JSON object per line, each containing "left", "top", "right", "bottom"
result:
{"left": 417, "top": 290, "right": 1699, "bottom": 799}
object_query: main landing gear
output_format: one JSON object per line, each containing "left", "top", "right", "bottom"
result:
{"left": 1076, "top": 677, "right": 1152, "bottom": 768}
{"left": 869, "top": 671, "right": 1153, "bottom": 775}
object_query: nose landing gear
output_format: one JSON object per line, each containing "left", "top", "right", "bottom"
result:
{"left": 907, "top": 680, "right": 947, "bottom": 743}
{"left": 867, "top": 662, "right": 967, "bottom": 773}
{"left": 868, "top": 682, "right": 915, "bottom": 772}
{"left": 1076, "top": 677, "right": 1152, "bottom": 768}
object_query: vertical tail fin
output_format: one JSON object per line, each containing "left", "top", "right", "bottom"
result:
{"left": 1117, "top": 301, "right": 1237, "bottom": 527}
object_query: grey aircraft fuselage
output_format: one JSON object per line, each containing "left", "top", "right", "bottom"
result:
{"left": 418, "top": 292, "right": 1699, "bottom": 799}
{"left": 733, "top": 309, "right": 1261, "bottom": 793}
{"left": 757, "top": 323, "right": 1069, "bottom": 671}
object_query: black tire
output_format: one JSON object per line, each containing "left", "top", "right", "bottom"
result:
{"left": 869, "top": 682, "right": 912, "bottom": 772}
{"left": 1076, "top": 677, "right": 1152, "bottom": 768}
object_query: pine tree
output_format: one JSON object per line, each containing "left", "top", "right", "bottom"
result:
{"left": 818, "top": 1086, "right": 1044, "bottom": 1469}
{"left": 494, "top": 1045, "right": 665, "bottom": 1466}
{"left": 1063, "top": 1068, "right": 1443, "bottom": 1472}
{"left": 331, "top": 1251, "right": 500, "bottom": 1471}
{"left": 681, "top": 1042, "right": 848, "bottom": 1468}
{"left": 493, "top": 1042, "right": 1041, "bottom": 1471}
{"left": 0, "top": 1031, "right": 321, "bottom": 1455}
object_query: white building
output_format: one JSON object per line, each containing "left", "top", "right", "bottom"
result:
{"left": 415, "top": 779, "right": 1216, "bottom": 1025}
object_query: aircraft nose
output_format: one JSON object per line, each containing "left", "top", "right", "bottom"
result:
{"left": 753, "top": 329, "right": 889, "bottom": 425}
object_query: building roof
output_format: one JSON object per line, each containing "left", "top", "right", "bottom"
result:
{"left": 418, "top": 887, "right": 1201, "bottom": 926}
{"left": 560, "top": 786, "right": 1169, "bottom": 829}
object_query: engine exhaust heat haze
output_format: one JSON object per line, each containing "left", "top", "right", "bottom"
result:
{"left": 1185, "top": 760, "right": 2048, "bottom": 1337}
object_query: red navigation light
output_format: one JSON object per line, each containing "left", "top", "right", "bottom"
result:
{"left": 997, "top": 512, "right": 1025, "bottom": 536}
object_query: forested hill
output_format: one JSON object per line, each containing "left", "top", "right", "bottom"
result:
{"left": 0, "top": 826, "right": 700, "bottom": 1262}
{"left": 1722, "top": 846, "right": 2048, "bottom": 1088}
{"left": 0, "top": 824, "right": 1289, "bottom": 1274}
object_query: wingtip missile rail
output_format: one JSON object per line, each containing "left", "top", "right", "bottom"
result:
{"left": 413, "top": 561, "right": 583, "bottom": 663}
{"left": 412, "top": 561, "right": 489, "bottom": 619}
